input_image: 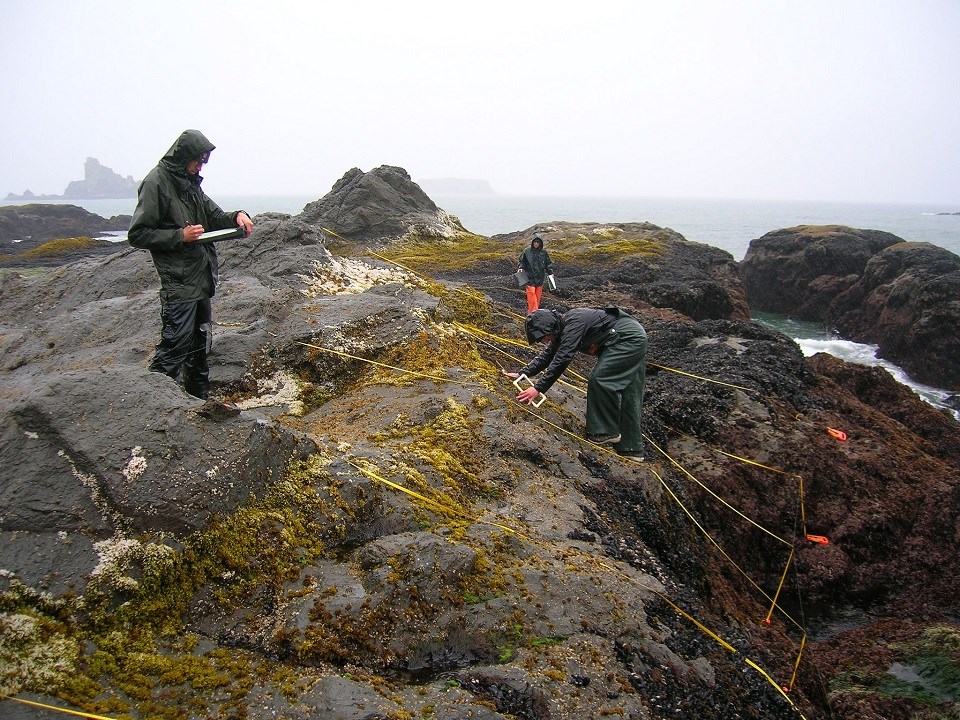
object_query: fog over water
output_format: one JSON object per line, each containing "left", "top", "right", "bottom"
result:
{"left": 1, "top": 1, "right": 958, "bottom": 206}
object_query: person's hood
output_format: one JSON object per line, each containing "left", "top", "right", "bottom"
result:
{"left": 531, "top": 235, "right": 543, "bottom": 250}
{"left": 160, "top": 129, "right": 215, "bottom": 171}
{"left": 525, "top": 309, "right": 562, "bottom": 344}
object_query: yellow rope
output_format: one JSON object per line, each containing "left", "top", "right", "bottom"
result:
{"left": 294, "top": 341, "right": 479, "bottom": 388}
{"left": 0, "top": 696, "right": 118, "bottom": 720}
{"left": 787, "top": 634, "right": 808, "bottom": 692}
{"left": 645, "top": 435, "right": 793, "bottom": 546}
{"left": 593, "top": 560, "right": 808, "bottom": 719}
{"left": 339, "top": 456, "right": 528, "bottom": 540}
{"left": 765, "top": 546, "right": 795, "bottom": 624}
{"left": 647, "top": 361, "right": 758, "bottom": 394}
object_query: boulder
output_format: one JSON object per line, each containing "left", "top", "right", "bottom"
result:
{"left": 739, "top": 225, "right": 902, "bottom": 319}
{"left": 828, "top": 241, "right": 960, "bottom": 388}
{"left": 299, "top": 165, "right": 469, "bottom": 244}
{"left": 739, "top": 225, "right": 960, "bottom": 389}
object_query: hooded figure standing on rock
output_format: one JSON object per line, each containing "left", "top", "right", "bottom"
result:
{"left": 518, "top": 233, "right": 554, "bottom": 313}
{"left": 504, "top": 307, "right": 648, "bottom": 458}
{"left": 128, "top": 129, "right": 253, "bottom": 400}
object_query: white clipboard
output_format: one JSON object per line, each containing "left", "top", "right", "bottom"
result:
{"left": 196, "top": 227, "right": 245, "bottom": 243}
{"left": 512, "top": 373, "right": 546, "bottom": 408}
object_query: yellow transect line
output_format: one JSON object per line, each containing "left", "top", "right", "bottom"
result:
{"left": 0, "top": 696, "right": 119, "bottom": 720}
{"left": 294, "top": 341, "right": 479, "bottom": 387}
{"left": 338, "top": 456, "right": 528, "bottom": 540}
{"left": 593, "top": 559, "right": 808, "bottom": 719}
{"left": 647, "top": 361, "right": 757, "bottom": 394}
{"left": 645, "top": 435, "right": 793, "bottom": 547}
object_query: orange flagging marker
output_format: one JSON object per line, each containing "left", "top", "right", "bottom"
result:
{"left": 805, "top": 534, "right": 830, "bottom": 545}
{"left": 827, "top": 427, "right": 848, "bottom": 441}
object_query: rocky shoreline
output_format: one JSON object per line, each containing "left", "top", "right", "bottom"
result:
{"left": 0, "top": 166, "right": 957, "bottom": 719}
{"left": 741, "top": 225, "right": 960, "bottom": 390}
{"left": 0, "top": 203, "right": 130, "bottom": 267}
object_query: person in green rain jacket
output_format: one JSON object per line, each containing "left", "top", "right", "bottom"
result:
{"left": 128, "top": 129, "right": 253, "bottom": 399}
{"left": 518, "top": 233, "right": 554, "bottom": 313}
{"left": 504, "top": 306, "right": 648, "bottom": 458}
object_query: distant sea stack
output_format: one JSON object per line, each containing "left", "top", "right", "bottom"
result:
{"left": 5, "top": 157, "right": 138, "bottom": 201}
{"left": 416, "top": 177, "right": 495, "bottom": 196}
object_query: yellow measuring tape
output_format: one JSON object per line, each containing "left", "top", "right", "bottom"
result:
{"left": 1, "top": 696, "right": 118, "bottom": 720}
{"left": 338, "top": 455, "right": 528, "bottom": 540}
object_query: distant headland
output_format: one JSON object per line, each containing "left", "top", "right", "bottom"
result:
{"left": 5, "top": 157, "right": 138, "bottom": 201}
{"left": 416, "top": 177, "right": 495, "bottom": 196}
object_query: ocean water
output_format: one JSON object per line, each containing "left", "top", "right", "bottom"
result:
{"left": 4, "top": 193, "right": 958, "bottom": 262}
{"left": 753, "top": 312, "right": 959, "bottom": 420}
{"left": 4, "top": 193, "right": 958, "bottom": 412}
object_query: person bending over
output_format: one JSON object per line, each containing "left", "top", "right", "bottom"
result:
{"left": 504, "top": 306, "right": 647, "bottom": 458}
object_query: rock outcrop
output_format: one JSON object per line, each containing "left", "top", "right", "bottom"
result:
{"left": 739, "top": 225, "right": 902, "bottom": 319}
{"left": 412, "top": 222, "right": 750, "bottom": 322}
{"left": 740, "top": 225, "right": 960, "bottom": 390}
{"left": 63, "top": 157, "right": 138, "bottom": 199}
{"left": 0, "top": 204, "right": 130, "bottom": 265}
{"left": 300, "top": 165, "right": 469, "bottom": 244}
{"left": 0, "top": 172, "right": 957, "bottom": 720}
{"left": 830, "top": 241, "right": 960, "bottom": 389}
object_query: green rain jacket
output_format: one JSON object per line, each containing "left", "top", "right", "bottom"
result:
{"left": 128, "top": 129, "right": 242, "bottom": 304}
{"left": 519, "top": 239, "right": 553, "bottom": 287}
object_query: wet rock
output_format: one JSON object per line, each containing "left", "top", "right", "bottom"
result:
{"left": 740, "top": 225, "right": 960, "bottom": 389}
{"left": 739, "top": 224, "right": 901, "bottom": 319}
{"left": 299, "top": 165, "right": 468, "bottom": 244}
{"left": 0, "top": 203, "right": 130, "bottom": 248}
{"left": 829, "top": 241, "right": 960, "bottom": 389}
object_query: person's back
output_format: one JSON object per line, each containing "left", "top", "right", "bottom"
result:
{"left": 508, "top": 306, "right": 647, "bottom": 458}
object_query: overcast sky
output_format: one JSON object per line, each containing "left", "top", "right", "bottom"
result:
{"left": 2, "top": 0, "right": 958, "bottom": 204}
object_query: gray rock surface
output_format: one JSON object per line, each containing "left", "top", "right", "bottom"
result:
{"left": 299, "top": 165, "right": 469, "bottom": 243}
{"left": 1, "top": 171, "right": 958, "bottom": 720}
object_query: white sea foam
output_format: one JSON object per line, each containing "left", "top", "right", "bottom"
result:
{"left": 797, "top": 338, "right": 958, "bottom": 420}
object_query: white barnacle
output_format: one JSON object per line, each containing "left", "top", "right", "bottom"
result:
{"left": 122, "top": 446, "right": 148, "bottom": 482}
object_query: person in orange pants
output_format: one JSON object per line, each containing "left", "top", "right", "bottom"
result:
{"left": 518, "top": 233, "right": 554, "bottom": 313}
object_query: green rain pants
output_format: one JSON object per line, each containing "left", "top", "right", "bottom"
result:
{"left": 585, "top": 316, "right": 647, "bottom": 453}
